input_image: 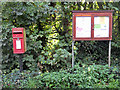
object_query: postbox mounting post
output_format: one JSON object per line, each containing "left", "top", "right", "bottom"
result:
{"left": 18, "top": 54, "right": 23, "bottom": 72}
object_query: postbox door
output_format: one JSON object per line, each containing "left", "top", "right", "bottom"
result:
{"left": 13, "top": 37, "right": 25, "bottom": 54}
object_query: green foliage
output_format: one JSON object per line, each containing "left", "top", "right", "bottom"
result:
{"left": 2, "top": 64, "right": 120, "bottom": 88}
{"left": 2, "top": 2, "right": 120, "bottom": 77}
{"left": 32, "top": 64, "right": 120, "bottom": 88}
{"left": 53, "top": 48, "right": 71, "bottom": 68}
{"left": 2, "top": 2, "right": 73, "bottom": 73}
{"left": 2, "top": 68, "right": 39, "bottom": 88}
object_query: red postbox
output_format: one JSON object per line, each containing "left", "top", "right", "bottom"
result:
{"left": 12, "top": 28, "right": 27, "bottom": 54}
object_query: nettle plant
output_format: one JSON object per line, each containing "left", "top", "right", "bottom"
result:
{"left": 30, "top": 63, "right": 120, "bottom": 88}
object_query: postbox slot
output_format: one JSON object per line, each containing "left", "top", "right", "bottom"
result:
{"left": 13, "top": 31, "right": 22, "bottom": 34}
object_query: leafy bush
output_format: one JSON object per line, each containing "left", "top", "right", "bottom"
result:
{"left": 2, "top": 2, "right": 120, "bottom": 74}
{"left": 33, "top": 63, "right": 120, "bottom": 88}
{"left": 1, "top": 2, "right": 120, "bottom": 89}
{"left": 52, "top": 48, "right": 71, "bottom": 68}
{"left": 2, "top": 69, "right": 39, "bottom": 88}
{"left": 2, "top": 64, "right": 120, "bottom": 88}
{"left": 2, "top": 2, "right": 73, "bottom": 73}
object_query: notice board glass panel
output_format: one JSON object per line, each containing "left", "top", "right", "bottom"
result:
{"left": 76, "top": 16, "right": 91, "bottom": 38}
{"left": 94, "top": 16, "right": 109, "bottom": 37}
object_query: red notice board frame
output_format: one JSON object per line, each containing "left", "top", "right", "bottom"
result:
{"left": 72, "top": 10, "right": 114, "bottom": 41}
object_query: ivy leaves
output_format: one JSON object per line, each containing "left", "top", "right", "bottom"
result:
{"left": 2, "top": 2, "right": 120, "bottom": 73}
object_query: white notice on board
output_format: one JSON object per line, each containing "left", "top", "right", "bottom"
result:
{"left": 76, "top": 16, "right": 91, "bottom": 38}
{"left": 94, "top": 16, "right": 109, "bottom": 37}
{"left": 16, "top": 40, "right": 21, "bottom": 49}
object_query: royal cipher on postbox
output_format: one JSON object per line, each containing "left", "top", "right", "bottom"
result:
{"left": 12, "top": 28, "right": 26, "bottom": 54}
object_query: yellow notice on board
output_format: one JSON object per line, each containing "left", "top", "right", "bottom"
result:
{"left": 100, "top": 17, "right": 105, "bottom": 24}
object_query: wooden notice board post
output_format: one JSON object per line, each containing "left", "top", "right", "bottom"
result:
{"left": 72, "top": 10, "right": 113, "bottom": 68}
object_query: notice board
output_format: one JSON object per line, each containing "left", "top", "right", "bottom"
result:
{"left": 72, "top": 10, "right": 113, "bottom": 40}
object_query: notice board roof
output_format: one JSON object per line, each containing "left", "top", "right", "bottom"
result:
{"left": 72, "top": 10, "right": 114, "bottom": 13}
